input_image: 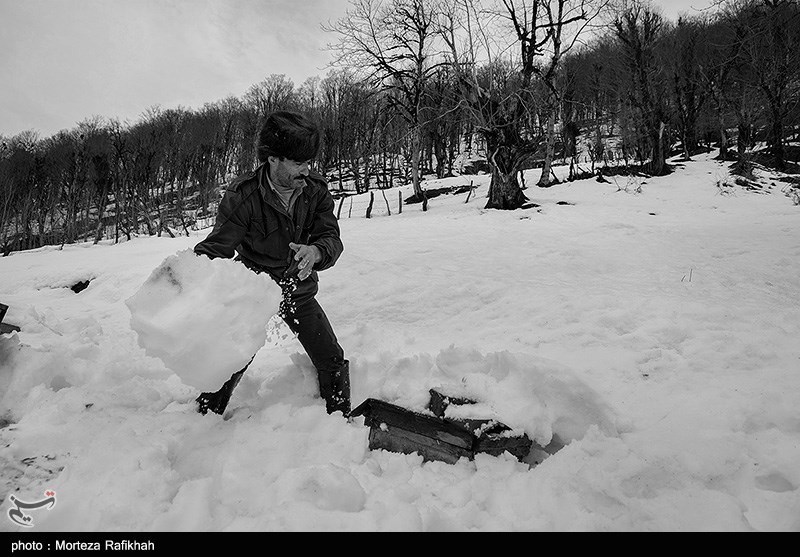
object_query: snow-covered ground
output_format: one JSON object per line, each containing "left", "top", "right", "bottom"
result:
{"left": 1, "top": 153, "right": 798, "bottom": 531}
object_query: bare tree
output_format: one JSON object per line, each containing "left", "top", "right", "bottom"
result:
{"left": 440, "top": 0, "right": 547, "bottom": 208}
{"left": 326, "top": 0, "right": 445, "bottom": 208}
{"left": 0, "top": 132, "right": 40, "bottom": 252}
{"left": 696, "top": 13, "right": 739, "bottom": 161}
{"left": 107, "top": 119, "right": 135, "bottom": 242}
{"left": 244, "top": 74, "right": 297, "bottom": 119}
{"left": 320, "top": 69, "right": 386, "bottom": 191}
{"left": 666, "top": 16, "right": 709, "bottom": 160}
{"left": 533, "top": 0, "right": 607, "bottom": 186}
{"left": 421, "top": 65, "right": 465, "bottom": 178}
{"left": 731, "top": 0, "right": 800, "bottom": 170}
{"left": 614, "top": 2, "right": 670, "bottom": 175}
{"left": 0, "top": 137, "right": 15, "bottom": 254}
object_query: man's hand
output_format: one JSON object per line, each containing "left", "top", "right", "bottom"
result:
{"left": 289, "top": 242, "right": 322, "bottom": 280}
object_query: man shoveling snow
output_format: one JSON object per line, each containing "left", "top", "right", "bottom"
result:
{"left": 129, "top": 111, "right": 350, "bottom": 418}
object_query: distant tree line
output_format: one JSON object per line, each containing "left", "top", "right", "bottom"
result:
{"left": 2, "top": 0, "right": 798, "bottom": 254}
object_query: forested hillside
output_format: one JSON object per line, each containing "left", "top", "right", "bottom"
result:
{"left": 2, "top": 0, "right": 798, "bottom": 254}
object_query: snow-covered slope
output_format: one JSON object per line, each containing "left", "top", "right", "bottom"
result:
{"left": 1, "top": 153, "right": 798, "bottom": 531}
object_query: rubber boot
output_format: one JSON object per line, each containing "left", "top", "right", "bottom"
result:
{"left": 318, "top": 359, "right": 351, "bottom": 417}
{"left": 196, "top": 367, "right": 246, "bottom": 415}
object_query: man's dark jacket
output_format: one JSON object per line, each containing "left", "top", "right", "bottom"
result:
{"left": 194, "top": 163, "right": 343, "bottom": 304}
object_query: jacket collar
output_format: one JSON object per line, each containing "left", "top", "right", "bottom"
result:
{"left": 257, "top": 163, "right": 310, "bottom": 221}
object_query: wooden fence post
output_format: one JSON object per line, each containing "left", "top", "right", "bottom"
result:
{"left": 382, "top": 189, "right": 391, "bottom": 215}
{"left": 366, "top": 191, "right": 374, "bottom": 219}
{"left": 348, "top": 197, "right": 353, "bottom": 218}
{"left": 465, "top": 180, "right": 475, "bottom": 203}
{"left": 399, "top": 191, "right": 402, "bottom": 214}
{"left": 336, "top": 197, "right": 345, "bottom": 219}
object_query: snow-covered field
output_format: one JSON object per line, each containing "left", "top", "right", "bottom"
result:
{"left": 1, "top": 153, "right": 798, "bottom": 531}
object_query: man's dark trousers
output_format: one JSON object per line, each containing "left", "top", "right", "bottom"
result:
{"left": 282, "top": 296, "right": 350, "bottom": 415}
{"left": 196, "top": 295, "right": 350, "bottom": 416}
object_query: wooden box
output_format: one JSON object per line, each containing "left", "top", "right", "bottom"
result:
{"left": 350, "top": 389, "right": 534, "bottom": 465}
{"left": 0, "top": 303, "right": 21, "bottom": 335}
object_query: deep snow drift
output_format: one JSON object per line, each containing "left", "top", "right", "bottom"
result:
{"left": 1, "top": 153, "right": 799, "bottom": 531}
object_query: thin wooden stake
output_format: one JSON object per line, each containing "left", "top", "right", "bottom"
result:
{"left": 382, "top": 188, "right": 391, "bottom": 215}
{"left": 366, "top": 191, "right": 374, "bottom": 219}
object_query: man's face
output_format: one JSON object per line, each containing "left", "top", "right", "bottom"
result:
{"left": 269, "top": 156, "right": 310, "bottom": 190}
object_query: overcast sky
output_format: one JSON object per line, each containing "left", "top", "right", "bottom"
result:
{"left": 1, "top": 0, "right": 715, "bottom": 139}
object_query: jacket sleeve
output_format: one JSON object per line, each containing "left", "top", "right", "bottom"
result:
{"left": 194, "top": 187, "right": 250, "bottom": 260}
{"left": 310, "top": 188, "right": 344, "bottom": 272}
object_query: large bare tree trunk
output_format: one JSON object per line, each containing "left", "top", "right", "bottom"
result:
{"left": 485, "top": 145, "right": 528, "bottom": 209}
{"left": 648, "top": 121, "right": 667, "bottom": 175}
{"left": 768, "top": 103, "right": 785, "bottom": 170}
{"left": 411, "top": 128, "right": 427, "bottom": 211}
{"left": 487, "top": 168, "right": 527, "bottom": 209}
{"left": 718, "top": 116, "right": 729, "bottom": 160}
{"left": 538, "top": 108, "right": 559, "bottom": 187}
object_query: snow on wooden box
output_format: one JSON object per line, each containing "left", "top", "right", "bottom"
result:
{"left": 350, "top": 389, "right": 534, "bottom": 465}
